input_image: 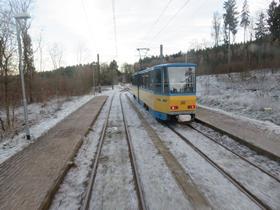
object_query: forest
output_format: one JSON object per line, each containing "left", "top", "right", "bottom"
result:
{"left": 1, "top": 0, "right": 279, "bottom": 132}
{"left": 137, "top": 0, "right": 280, "bottom": 75}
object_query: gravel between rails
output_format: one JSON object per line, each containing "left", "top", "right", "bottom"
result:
{"left": 171, "top": 123, "right": 280, "bottom": 209}
{"left": 87, "top": 92, "right": 138, "bottom": 210}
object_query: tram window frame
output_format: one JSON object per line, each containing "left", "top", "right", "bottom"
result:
{"left": 153, "top": 68, "right": 162, "bottom": 94}
{"left": 168, "top": 66, "right": 196, "bottom": 94}
{"left": 163, "top": 67, "right": 169, "bottom": 94}
{"left": 145, "top": 73, "right": 150, "bottom": 89}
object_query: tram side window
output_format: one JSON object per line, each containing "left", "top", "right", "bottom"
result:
{"left": 154, "top": 69, "right": 162, "bottom": 93}
{"left": 135, "top": 75, "right": 140, "bottom": 86}
{"left": 150, "top": 71, "right": 155, "bottom": 90}
{"left": 163, "top": 68, "right": 169, "bottom": 94}
{"left": 148, "top": 71, "right": 152, "bottom": 90}
{"left": 139, "top": 75, "right": 142, "bottom": 87}
{"left": 144, "top": 73, "right": 150, "bottom": 89}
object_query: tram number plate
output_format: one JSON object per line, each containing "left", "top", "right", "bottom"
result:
{"left": 157, "top": 98, "right": 167, "bottom": 102}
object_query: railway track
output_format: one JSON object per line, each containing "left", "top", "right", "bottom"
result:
{"left": 187, "top": 121, "right": 280, "bottom": 183}
{"left": 81, "top": 94, "right": 147, "bottom": 210}
{"left": 120, "top": 94, "right": 147, "bottom": 210}
{"left": 80, "top": 95, "right": 114, "bottom": 210}
{"left": 125, "top": 92, "right": 280, "bottom": 209}
{"left": 125, "top": 94, "right": 212, "bottom": 209}
{"left": 167, "top": 123, "right": 273, "bottom": 210}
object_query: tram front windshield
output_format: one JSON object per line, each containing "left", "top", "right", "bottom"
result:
{"left": 168, "top": 67, "right": 195, "bottom": 94}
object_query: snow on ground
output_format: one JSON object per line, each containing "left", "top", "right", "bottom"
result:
{"left": 89, "top": 92, "right": 138, "bottom": 210}
{"left": 191, "top": 122, "right": 280, "bottom": 180}
{"left": 50, "top": 94, "right": 112, "bottom": 210}
{"left": 126, "top": 93, "right": 260, "bottom": 210}
{"left": 198, "top": 104, "right": 280, "bottom": 137}
{"left": 0, "top": 89, "right": 113, "bottom": 164}
{"left": 197, "top": 69, "right": 280, "bottom": 125}
{"left": 173, "top": 124, "right": 280, "bottom": 209}
{"left": 122, "top": 94, "right": 193, "bottom": 210}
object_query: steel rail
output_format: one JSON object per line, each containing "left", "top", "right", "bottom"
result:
{"left": 125, "top": 94, "right": 212, "bottom": 209}
{"left": 167, "top": 124, "right": 271, "bottom": 210}
{"left": 195, "top": 118, "right": 280, "bottom": 162}
{"left": 119, "top": 93, "right": 147, "bottom": 210}
{"left": 80, "top": 95, "right": 114, "bottom": 210}
{"left": 186, "top": 122, "right": 280, "bottom": 183}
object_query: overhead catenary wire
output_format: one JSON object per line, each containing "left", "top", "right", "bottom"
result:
{"left": 147, "top": 0, "right": 191, "bottom": 48}
{"left": 143, "top": 0, "right": 174, "bottom": 40}
{"left": 111, "top": 0, "right": 118, "bottom": 60}
{"left": 80, "top": 0, "right": 97, "bottom": 58}
{"left": 137, "top": 0, "right": 174, "bottom": 61}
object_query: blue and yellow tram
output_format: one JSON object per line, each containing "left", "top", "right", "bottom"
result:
{"left": 131, "top": 63, "right": 196, "bottom": 121}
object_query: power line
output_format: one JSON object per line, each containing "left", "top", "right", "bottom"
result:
{"left": 80, "top": 0, "right": 97, "bottom": 54}
{"left": 112, "top": 0, "right": 118, "bottom": 59}
{"left": 144, "top": 0, "right": 174, "bottom": 39}
{"left": 147, "top": 0, "right": 192, "bottom": 47}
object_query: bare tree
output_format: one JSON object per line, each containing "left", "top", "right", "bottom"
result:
{"left": 248, "top": 16, "right": 255, "bottom": 41}
{"left": 240, "top": 0, "right": 250, "bottom": 43}
{"left": 211, "top": 12, "right": 221, "bottom": 47}
{"left": 9, "top": 0, "right": 32, "bottom": 17}
{"left": 0, "top": 4, "right": 16, "bottom": 128}
{"left": 49, "top": 43, "right": 63, "bottom": 109}
{"left": 76, "top": 42, "right": 89, "bottom": 64}
{"left": 49, "top": 43, "right": 63, "bottom": 70}
{"left": 33, "top": 30, "right": 43, "bottom": 72}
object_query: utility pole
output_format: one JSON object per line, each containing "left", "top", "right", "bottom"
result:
{"left": 97, "top": 54, "right": 101, "bottom": 93}
{"left": 92, "top": 62, "right": 95, "bottom": 95}
{"left": 111, "top": 64, "right": 114, "bottom": 90}
{"left": 160, "top": 44, "right": 164, "bottom": 64}
{"left": 137, "top": 48, "right": 149, "bottom": 70}
{"left": 15, "top": 13, "right": 31, "bottom": 140}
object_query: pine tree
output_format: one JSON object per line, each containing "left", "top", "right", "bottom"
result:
{"left": 223, "top": 0, "right": 239, "bottom": 64}
{"left": 255, "top": 12, "right": 268, "bottom": 40}
{"left": 223, "top": 22, "right": 229, "bottom": 45}
{"left": 223, "top": 0, "right": 239, "bottom": 41}
{"left": 240, "top": 0, "right": 250, "bottom": 42}
{"left": 267, "top": 0, "right": 280, "bottom": 40}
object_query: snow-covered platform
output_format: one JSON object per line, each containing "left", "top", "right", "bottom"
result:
{"left": 196, "top": 106, "right": 280, "bottom": 160}
{"left": 0, "top": 96, "right": 107, "bottom": 210}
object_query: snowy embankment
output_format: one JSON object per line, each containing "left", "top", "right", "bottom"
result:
{"left": 197, "top": 69, "right": 280, "bottom": 125}
{"left": 0, "top": 94, "right": 96, "bottom": 164}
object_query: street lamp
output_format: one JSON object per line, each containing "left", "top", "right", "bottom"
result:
{"left": 15, "top": 13, "right": 31, "bottom": 140}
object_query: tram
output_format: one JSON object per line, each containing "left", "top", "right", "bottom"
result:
{"left": 131, "top": 63, "right": 196, "bottom": 121}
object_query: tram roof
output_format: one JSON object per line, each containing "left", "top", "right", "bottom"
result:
{"left": 133, "top": 63, "right": 197, "bottom": 75}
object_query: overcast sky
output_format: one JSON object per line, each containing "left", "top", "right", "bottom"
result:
{"left": 29, "top": 0, "right": 271, "bottom": 70}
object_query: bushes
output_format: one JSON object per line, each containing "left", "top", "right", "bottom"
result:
{"left": 0, "top": 64, "right": 94, "bottom": 109}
